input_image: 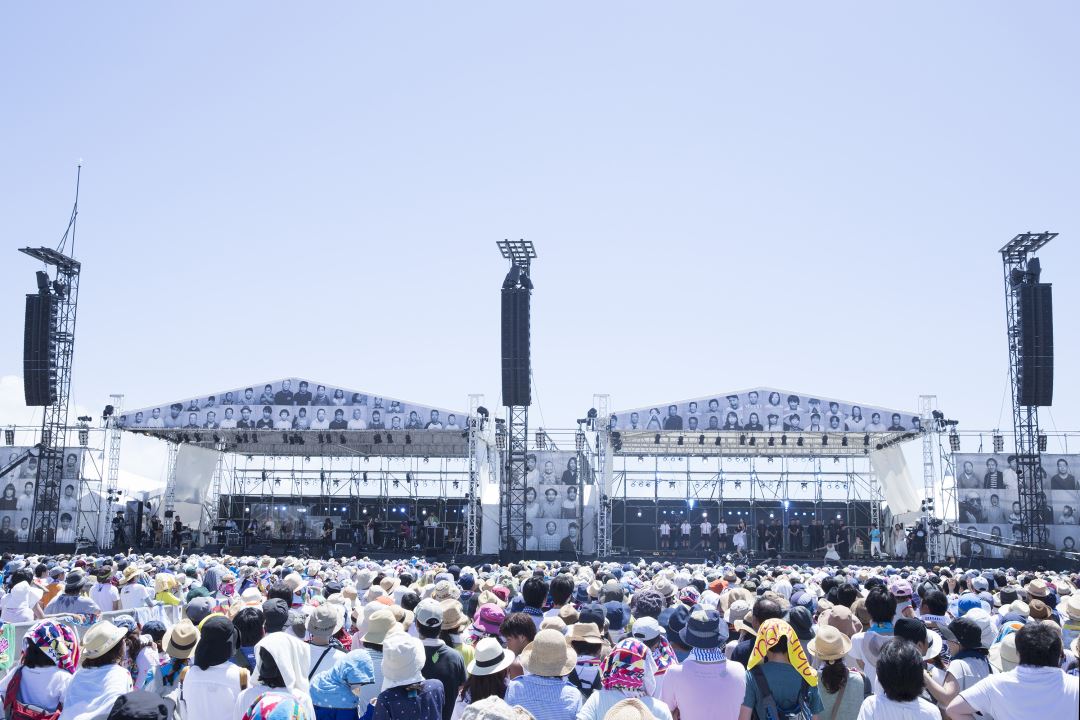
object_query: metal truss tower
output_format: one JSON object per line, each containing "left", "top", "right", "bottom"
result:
{"left": 21, "top": 170, "right": 83, "bottom": 547}
{"left": 1000, "top": 232, "right": 1056, "bottom": 548}
{"left": 593, "top": 394, "right": 613, "bottom": 557}
{"left": 464, "top": 394, "right": 484, "bottom": 554}
{"left": 919, "top": 395, "right": 942, "bottom": 562}
{"left": 94, "top": 394, "right": 124, "bottom": 548}
{"left": 498, "top": 239, "right": 536, "bottom": 554}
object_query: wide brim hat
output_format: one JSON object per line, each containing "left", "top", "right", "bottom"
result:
{"left": 806, "top": 626, "right": 852, "bottom": 661}
{"left": 362, "top": 609, "right": 401, "bottom": 646}
{"left": 441, "top": 600, "right": 469, "bottom": 631}
{"left": 164, "top": 619, "right": 200, "bottom": 660}
{"left": 1062, "top": 594, "right": 1080, "bottom": 621}
{"left": 81, "top": 621, "right": 127, "bottom": 660}
{"left": 381, "top": 633, "right": 427, "bottom": 691}
{"left": 467, "top": 637, "right": 515, "bottom": 677}
{"left": 603, "top": 699, "right": 652, "bottom": 720}
{"left": 1025, "top": 578, "right": 1050, "bottom": 598}
{"left": 923, "top": 628, "right": 943, "bottom": 661}
{"left": 567, "top": 622, "right": 603, "bottom": 644}
{"left": 64, "top": 571, "right": 89, "bottom": 593}
{"left": 989, "top": 632, "right": 1020, "bottom": 673}
{"left": 119, "top": 566, "right": 143, "bottom": 586}
{"left": 519, "top": 629, "right": 577, "bottom": 677}
{"left": 733, "top": 618, "right": 757, "bottom": 637}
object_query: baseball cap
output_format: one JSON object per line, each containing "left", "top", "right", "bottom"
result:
{"left": 415, "top": 598, "right": 444, "bottom": 629}
{"left": 630, "top": 616, "right": 663, "bottom": 641}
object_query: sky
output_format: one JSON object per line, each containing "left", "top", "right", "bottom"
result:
{"left": 1, "top": 2, "right": 1078, "bottom": 491}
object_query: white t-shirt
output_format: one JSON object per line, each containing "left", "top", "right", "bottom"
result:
{"left": 90, "top": 583, "right": 120, "bottom": 612}
{"left": 717, "top": 522, "right": 728, "bottom": 534}
{"left": 680, "top": 523, "right": 691, "bottom": 535}
{"left": 959, "top": 666, "right": 1079, "bottom": 720}
{"left": 119, "top": 582, "right": 153, "bottom": 610}
{"left": 306, "top": 644, "right": 345, "bottom": 679}
{"left": 856, "top": 695, "right": 939, "bottom": 720}
{"left": 700, "top": 522, "right": 712, "bottom": 534}
{"left": 0, "top": 665, "right": 73, "bottom": 711}
{"left": 660, "top": 524, "right": 671, "bottom": 536}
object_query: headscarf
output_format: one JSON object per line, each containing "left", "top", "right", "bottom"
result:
{"left": 254, "top": 632, "right": 312, "bottom": 695}
{"left": 650, "top": 635, "right": 678, "bottom": 675}
{"left": 24, "top": 620, "right": 80, "bottom": 674}
{"left": 600, "top": 638, "right": 657, "bottom": 697}
{"left": 194, "top": 616, "right": 238, "bottom": 670}
{"left": 747, "top": 618, "right": 818, "bottom": 687}
{"left": 240, "top": 691, "right": 308, "bottom": 720}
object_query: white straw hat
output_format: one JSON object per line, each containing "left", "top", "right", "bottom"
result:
{"left": 467, "top": 637, "right": 515, "bottom": 677}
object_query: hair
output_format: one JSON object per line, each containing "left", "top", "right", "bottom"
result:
{"left": 864, "top": 587, "right": 897, "bottom": 624}
{"left": 819, "top": 658, "right": 848, "bottom": 695}
{"left": 83, "top": 640, "right": 126, "bottom": 668}
{"left": 751, "top": 598, "right": 784, "bottom": 624}
{"left": 460, "top": 669, "right": 507, "bottom": 703}
{"left": 257, "top": 647, "right": 286, "bottom": 688}
{"left": 876, "top": 640, "right": 925, "bottom": 702}
{"left": 23, "top": 642, "right": 56, "bottom": 668}
{"left": 1015, "top": 622, "right": 1062, "bottom": 668}
{"left": 233, "top": 607, "right": 265, "bottom": 647}
{"left": 549, "top": 575, "right": 574, "bottom": 606}
{"left": 835, "top": 584, "right": 858, "bottom": 608}
{"left": 417, "top": 623, "right": 441, "bottom": 640}
{"left": 922, "top": 590, "right": 949, "bottom": 616}
{"left": 522, "top": 577, "right": 548, "bottom": 610}
{"left": 34, "top": 563, "right": 48, "bottom": 579}
{"left": 570, "top": 640, "right": 603, "bottom": 657}
{"left": 265, "top": 583, "right": 292, "bottom": 604}
{"left": 7, "top": 568, "right": 33, "bottom": 591}
{"left": 400, "top": 592, "right": 420, "bottom": 612}
{"left": 500, "top": 613, "right": 537, "bottom": 642}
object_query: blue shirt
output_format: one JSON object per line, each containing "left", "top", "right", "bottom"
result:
{"left": 505, "top": 675, "right": 583, "bottom": 720}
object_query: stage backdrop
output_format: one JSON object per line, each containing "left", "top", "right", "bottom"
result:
{"left": 952, "top": 453, "right": 1078, "bottom": 556}
{"left": 0, "top": 446, "right": 86, "bottom": 545}
{"left": 115, "top": 377, "right": 468, "bottom": 433}
{"left": 524, "top": 450, "right": 596, "bottom": 554}
{"left": 610, "top": 387, "right": 919, "bottom": 434}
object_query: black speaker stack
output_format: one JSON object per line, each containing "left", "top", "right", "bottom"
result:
{"left": 501, "top": 264, "right": 532, "bottom": 407}
{"left": 23, "top": 292, "right": 58, "bottom": 406}
{"left": 1017, "top": 282, "right": 1054, "bottom": 406}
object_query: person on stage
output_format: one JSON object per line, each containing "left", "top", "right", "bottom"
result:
{"left": 659, "top": 519, "right": 671, "bottom": 550}
{"left": 680, "top": 518, "right": 691, "bottom": 549}
{"left": 323, "top": 517, "right": 334, "bottom": 545}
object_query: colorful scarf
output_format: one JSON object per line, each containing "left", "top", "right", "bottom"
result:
{"left": 241, "top": 691, "right": 304, "bottom": 720}
{"left": 746, "top": 618, "right": 818, "bottom": 687}
{"left": 24, "top": 620, "right": 80, "bottom": 674}
{"left": 651, "top": 635, "right": 678, "bottom": 675}
{"left": 601, "top": 638, "right": 654, "bottom": 697}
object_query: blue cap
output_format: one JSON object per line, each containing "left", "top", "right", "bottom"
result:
{"left": 604, "top": 600, "right": 631, "bottom": 631}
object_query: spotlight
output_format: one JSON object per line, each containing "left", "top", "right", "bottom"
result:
{"left": 715, "top": 436, "right": 722, "bottom": 446}
{"left": 781, "top": 435, "right": 787, "bottom": 446}
{"left": 863, "top": 434, "right": 870, "bottom": 447}
{"left": 796, "top": 437, "right": 804, "bottom": 447}
{"left": 768, "top": 437, "right": 775, "bottom": 447}
{"left": 992, "top": 433, "right": 1004, "bottom": 453}
{"left": 193, "top": 433, "right": 202, "bottom": 443}
{"left": 949, "top": 430, "right": 960, "bottom": 452}
{"left": 739, "top": 434, "right": 746, "bottom": 446}
{"left": 841, "top": 436, "right": 849, "bottom": 447}
{"left": 374, "top": 433, "right": 382, "bottom": 445}
{"left": 734, "top": 480, "right": 742, "bottom": 488}
{"left": 668, "top": 480, "right": 676, "bottom": 489}
{"left": 698, "top": 434, "right": 705, "bottom": 446}
{"left": 612, "top": 431, "right": 623, "bottom": 451}
{"left": 800, "top": 482, "right": 808, "bottom": 489}
{"left": 393, "top": 479, "right": 400, "bottom": 488}
{"left": 576, "top": 431, "right": 586, "bottom": 452}
{"left": 749, "top": 436, "right": 757, "bottom": 446}
{"left": 677, "top": 436, "right": 684, "bottom": 446}
{"left": 386, "top": 433, "right": 393, "bottom": 444}
{"left": 78, "top": 427, "right": 89, "bottom": 447}
{"left": 1037, "top": 433, "right": 1048, "bottom": 452}
{"left": 821, "top": 434, "right": 828, "bottom": 446}
{"left": 4, "top": 428, "right": 13, "bottom": 446}
{"left": 452, "top": 480, "right": 460, "bottom": 489}
{"left": 654, "top": 434, "right": 661, "bottom": 445}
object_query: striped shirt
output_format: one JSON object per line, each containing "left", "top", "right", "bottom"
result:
{"left": 504, "top": 675, "right": 582, "bottom": 720}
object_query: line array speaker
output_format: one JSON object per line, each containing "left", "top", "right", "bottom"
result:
{"left": 1018, "top": 282, "right": 1053, "bottom": 406}
{"left": 23, "top": 293, "right": 57, "bottom": 406}
{"left": 501, "top": 267, "right": 532, "bottom": 407}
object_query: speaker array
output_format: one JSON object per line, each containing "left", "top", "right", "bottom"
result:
{"left": 1017, "top": 282, "right": 1054, "bottom": 406}
{"left": 23, "top": 293, "right": 57, "bottom": 406}
{"left": 501, "top": 269, "right": 532, "bottom": 407}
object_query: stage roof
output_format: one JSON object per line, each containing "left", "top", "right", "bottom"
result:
{"left": 115, "top": 377, "right": 471, "bottom": 457}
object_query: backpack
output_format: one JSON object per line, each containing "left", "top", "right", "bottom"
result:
{"left": 749, "top": 666, "right": 812, "bottom": 720}
{"left": 2, "top": 668, "right": 61, "bottom": 720}
{"left": 568, "top": 658, "right": 603, "bottom": 700}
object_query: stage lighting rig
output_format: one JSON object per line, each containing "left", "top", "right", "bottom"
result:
{"left": 992, "top": 433, "right": 1004, "bottom": 453}
{"left": 1038, "top": 433, "right": 1048, "bottom": 452}
{"left": 3, "top": 428, "right": 13, "bottom": 446}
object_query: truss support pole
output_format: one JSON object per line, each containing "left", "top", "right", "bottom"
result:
{"left": 504, "top": 406, "right": 528, "bottom": 554}
{"left": 465, "top": 394, "right": 484, "bottom": 555}
{"left": 97, "top": 394, "right": 123, "bottom": 549}
{"left": 920, "top": 395, "right": 942, "bottom": 562}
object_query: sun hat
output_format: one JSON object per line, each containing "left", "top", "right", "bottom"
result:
{"left": 307, "top": 604, "right": 344, "bottom": 639}
{"left": 106, "top": 691, "right": 175, "bottom": 720}
{"left": 1025, "top": 578, "right": 1050, "bottom": 598}
{"left": 806, "top": 625, "right": 852, "bottom": 662}
{"left": 458, "top": 696, "right": 535, "bottom": 720}
{"left": 282, "top": 572, "right": 307, "bottom": 594}
{"left": 441, "top": 600, "right": 469, "bottom": 632}
{"left": 1063, "top": 594, "right": 1080, "bottom": 621}
{"left": 432, "top": 579, "right": 460, "bottom": 602}
{"left": 469, "top": 604, "right": 505, "bottom": 637}
{"left": 262, "top": 599, "right": 289, "bottom": 633}
{"left": 602, "top": 699, "right": 652, "bottom": 720}
{"left": 415, "top": 598, "right": 444, "bottom": 629}
{"left": 989, "top": 632, "right": 1020, "bottom": 673}
{"left": 467, "top": 637, "right": 515, "bottom": 677}
{"left": 185, "top": 597, "right": 216, "bottom": 627}
{"left": 678, "top": 607, "right": 724, "bottom": 649}
{"left": 388, "top": 605, "right": 415, "bottom": 630}
{"left": 380, "top": 576, "right": 401, "bottom": 595}
{"left": 604, "top": 601, "right": 631, "bottom": 633}
{"left": 163, "top": 619, "right": 200, "bottom": 660}
{"left": 630, "top": 617, "right": 663, "bottom": 642}
{"left": 567, "top": 622, "right": 604, "bottom": 644}
{"left": 558, "top": 604, "right": 580, "bottom": 626}
{"left": 381, "top": 633, "right": 427, "bottom": 691}
{"left": 362, "top": 609, "right": 401, "bottom": 645}
{"left": 82, "top": 621, "right": 128, "bottom": 660}
{"left": 652, "top": 578, "right": 676, "bottom": 600}
{"left": 519, "top": 629, "right": 577, "bottom": 677}
{"left": 724, "top": 599, "right": 751, "bottom": 626}
{"left": 946, "top": 617, "right": 987, "bottom": 651}
{"left": 64, "top": 570, "right": 89, "bottom": 594}
{"left": 118, "top": 566, "right": 144, "bottom": 586}
{"left": 998, "top": 599, "right": 1030, "bottom": 618}
{"left": 1028, "top": 599, "right": 1052, "bottom": 621}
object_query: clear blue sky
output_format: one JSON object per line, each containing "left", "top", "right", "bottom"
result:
{"left": 1, "top": 2, "right": 1078, "bottom": 485}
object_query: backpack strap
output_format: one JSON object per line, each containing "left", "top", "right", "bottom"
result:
{"left": 3, "top": 667, "right": 23, "bottom": 712}
{"left": 750, "top": 666, "right": 781, "bottom": 719}
{"left": 308, "top": 646, "right": 334, "bottom": 681}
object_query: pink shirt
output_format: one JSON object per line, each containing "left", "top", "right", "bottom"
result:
{"left": 659, "top": 657, "right": 746, "bottom": 720}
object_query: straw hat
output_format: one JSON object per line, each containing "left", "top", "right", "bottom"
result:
{"left": 807, "top": 625, "right": 851, "bottom": 662}
{"left": 82, "top": 621, "right": 128, "bottom": 660}
{"left": 164, "top": 619, "right": 200, "bottom": 660}
{"left": 989, "top": 632, "right": 1020, "bottom": 673}
{"left": 477, "top": 590, "right": 505, "bottom": 609}
{"left": 558, "top": 604, "right": 580, "bottom": 626}
{"left": 1029, "top": 599, "right": 1052, "bottom": 621}
{"left": 567, "top": 622, "right": 603, "bottom": 644}
{"left": 282, "top": 572, "right": 307, "bottom": 594}
{"left": 441, "top": 601, "right": 469, "bottom": 632}
{"left": 118, "top": 565, "right": 144, "bottom": 586}
{"left": 459, "top": 696, "right": 535, "bottom": 720}
{"left": 819, "top": 606, "right": 862, "bottom": 638}
{"left": 380, "top": 576, "right": 401, "bottom": 595}
{"left": 466, "top": 637, "right": 515, "bottom": 677}
{"left": 388, "top": 605, "right": 415, "bottom": 630}
{"left": 603, "top": 699, "right": 652, "bottom": 720}
{"left": 1063, "top": 594, "right": 1080, "bottom": 621}
{"left": 154, "top": 573, "right": 178, "bottom": 594}
{"left": 1025, "top": 578, "right": 1050, "bottom": 598}
{"left": 307, "top": 604, "right": 344, "bottom": 639}
{"left": 998, "top": 600, "right": 1030, "bottom": 618}
{"left": 540, "top": 617, "right": 566, "bottom": 634}
{"left": 362, "top": 609, "right": 401, "bottom": 646}
{"left": 519, "top": 629, "right": 577, "bottom": 677}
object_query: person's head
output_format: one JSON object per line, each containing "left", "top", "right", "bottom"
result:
{"left": 865, "top": 586, "right": 897, "bottom": 624}
{"left": 891, "top": 413, "right": 901, "bottom": 426}
{"left": 566, "top": 485, "right": 578, "bottom": 502}
{"left": 667, "top": 404, "right": 678, "bottom": 417}
{"left": 522, "top": 577, "right": 549, "bottom": 610}
{"left": 233, "top": 607, "right": 265, "bottom": 648}
{"left": 876, "top": 639, "right": 926, "bottom": 702}
{"left": 751, "top": 598, "right": 784, "bottom": 629}
{"left": 851, "top": 405, "right": 862, "bottom": 419}
{"left": 987, "top": 458, "right": 998, "bottom": 471}
{"left": 223, "top": 407, "right": 234, "bottom": 419}
{"left": 567, "top": 457, "right": 577, "bottom": 472}
{"left": 23, "top": 482, "right": 33, "bottom": 496}
{"left": 500, "top": 612, "right": 537, "bottom": 654}
{"left": 544, "top": 488, "right": 558, "bottom": 503}
{"left": 525, "top": 487, "right": 537, "bottom": 504}
{"left": 566, "top": 522, "right": 579, "bottom": 541}
{"left": 281, "top": 379, "right": 292, "bottom": 391}
{"left": 550, "top": 575, "right": 574, "bottom": 606}
{"left": 543, "top": 461, "right": 554, "bottom": 476}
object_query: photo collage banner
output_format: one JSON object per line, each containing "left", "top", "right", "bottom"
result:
{"left": 0, "top": 446, "right": 85, "bottom": 545}
{"left": 523, "top": 450, "right": 595, "bottom": 554}
{"left": 953, "top": 453, "right": 1078, "bottom": 557}
{"left": 115, "top": 377, "right": 468, "bottom": 434}
{"left": 610, "top": 387, "right": 919, "bottom": 435}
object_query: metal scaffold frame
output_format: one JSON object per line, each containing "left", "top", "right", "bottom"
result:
{"left": 465, "top": 394, "right": 484, "bottom": 554}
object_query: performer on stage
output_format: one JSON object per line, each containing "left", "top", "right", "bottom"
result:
{"left": 323, "top": 517, "right": 334, "bottom": 545}
{"left": 659, "top": 519, "right": 671, "bottom": 550}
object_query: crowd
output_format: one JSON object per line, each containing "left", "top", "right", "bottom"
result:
{"left": 0, "top": 550, "right": 1076, "bottom": 720}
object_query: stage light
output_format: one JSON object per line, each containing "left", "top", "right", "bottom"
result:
{"left": 739, "top": 434, "right": 746, "bottom": 446}
{"left": 796, "top": 437, "right": 804, "bottom": 447}
{"left": 714, "top": 436, "right": 722, "bottom": 446}
{"left": 668, "top": 480, "right": 676, "bottom": 489}
{"left": 654, "top": 434, "right": 661, "bottom": 445}
{"left": 768, "top": 437, "right": 775, "bottom": 447}
{"left": 386, "top": 433, "right": 393, "bottom": 444}
{"left": 749, "top": 436, "right": 757, "bottom": 446}
{"left": 1038, "top": 433, "right": 1048, "bottom": 452}
{"left": 340, "top": 434, "right": 346, "bottom": 444}
{"left": 576, "top": 432, "right": 586, "bottom": 452}
{"left": 992, "top": 433, "right": 1004, "bottom": 453}
{"left": 949, "top": 430, "right": 960, "bottom": 452}
{"left": 863, "top": 434, "right": 870, "bottom": 447}
{"left": 4, "top": 428, "right": 13, "bottom": 445}
{"left": 637, "top": 510, "right": 642, "bottom": 517}
{"left": 362, "top": 472, "right": 369, "bottom": 485}
{"left": 841, "top": 436, "right": 848, "bottom": 447}
{"left": 393, "top": 479, "right": 400, "bottom": 488}
{"left": 781, "top": 435, "right": 787, "bottom": 446}
{"left": 821, "top": 434, "right": 828, "bottom": 446}
{"left": 193, "top": 433, "right": 202, "bottom": 443}
{"left": 801, "top": 482, "right": 808, "bottom": 489}
{"left": 78, "top": 427, "right": 89, "bottom": 447}
{"left": 677, "top": 436, "right": 684, "bottom": 446}
{"left": 452, "top": 480, "right": 460, "bottom": 489}
{"left": 698, "top": 434, "right": 705, "bottom": 446}
{"left": 374, "top": 433, "right": 382, "bottom": 445}
{"left": 612, "top": 431, "right": 623, "bottom": 451}
{"left": 734, "top": 480, "right": 742, "bottom": 488}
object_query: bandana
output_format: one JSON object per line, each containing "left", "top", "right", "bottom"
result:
{"left": 241, "top": 691, "right": 304, "bottom": 720}
{"left": 746, "top": 618, "right": 818, "bottom": 687}
{"left": 601, "top": 638, "right": 656, "bottom": 697}
{"left": 24, "top": 620, "right": 80, "bottom": 674}
{"left": 651, "top": 635, "right": 678, "bottom": 675}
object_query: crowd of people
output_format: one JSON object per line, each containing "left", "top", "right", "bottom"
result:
{"left": 0, "top": 550, "right": 1076, "bottom": 720}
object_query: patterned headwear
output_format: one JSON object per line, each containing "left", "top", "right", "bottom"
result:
{"left": 650, "top": 635, "right": 678, "bottom": 675}
{"left": 112, "top": 614, "right": 138, "bottom": 633}
{"left": 24, "top": 620, "right": 81, "bottom": 674}
{"left": 241, "top": 691, "right": 306, "bottom": 720}
{"left": 600, "top": 638, "right": 657, "bottom": 697}
{"left": 746, "top": 618, "right": 818, "bottom": 687}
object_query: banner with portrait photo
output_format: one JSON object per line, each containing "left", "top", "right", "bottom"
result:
{"left": 115, "top": 377, "right": 468, "bottom": 434}
{"left": 523, "top": 450, "right": 595, "bottom": 554}
{"left": 610, "top": 387, "right": 919, "bottom": 435}
{"left": 952, "top": 452, "right": 1079, "bottom": 555}
{"left": 0, "top": 446, "right": 86, "bottom": 546}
